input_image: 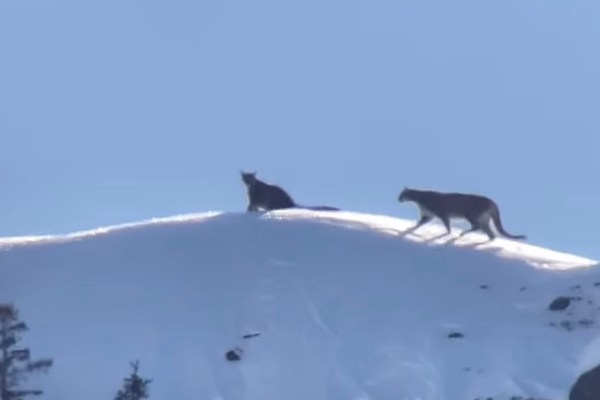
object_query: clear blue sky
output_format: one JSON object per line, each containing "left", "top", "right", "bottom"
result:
{"left": 1, "top": 0, "right": 599, "bottom": 259}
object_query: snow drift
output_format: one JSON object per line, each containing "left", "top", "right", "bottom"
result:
{"left": 0, "top": 209, "right": 599, "bottom": 400}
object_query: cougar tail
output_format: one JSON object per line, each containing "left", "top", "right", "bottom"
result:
{"left": 308, "top": 206, "right": 340, "bottom": 211}
{"left": 490, "top": 204, "right": 526, "bottom": 240}
{"left": 295, "top": 204, "right": 340, "bottom": 211}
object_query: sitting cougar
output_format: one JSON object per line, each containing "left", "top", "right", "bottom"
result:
{"left": 240, "top": 171, "right": 339, "bottom": 212}
{"left": 398, "top": 187, "right": 526, "bottom": 241}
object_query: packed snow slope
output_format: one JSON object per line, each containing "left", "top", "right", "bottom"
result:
{"left": 1, "top": 209, "right": 600, "bottom": 400}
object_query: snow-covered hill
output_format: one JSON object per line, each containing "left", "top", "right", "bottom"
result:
{"left": 1, "top": 209, "right": 599, "bottom": 400}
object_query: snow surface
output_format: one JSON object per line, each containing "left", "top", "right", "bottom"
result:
{"left": 1, "top": 209, "right": 599, "bottom": 400}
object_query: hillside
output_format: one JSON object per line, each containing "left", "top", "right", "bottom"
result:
{"left": 1, "top": 209, "right": 599, "bottom": 400}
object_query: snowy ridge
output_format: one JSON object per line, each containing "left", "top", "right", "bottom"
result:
{"left": 2, "top": 209, "right": 594, "bottom": 270}
{"left": 264, "top": 209, "right": 597, "bottom": 270}
{"left": 1, "top": 209, "right": 599, "bottom": 400}
{"left": 0, "top": 211, "right": 223, "bottom": 248}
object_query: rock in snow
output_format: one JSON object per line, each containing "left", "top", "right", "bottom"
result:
{"left": 549, "top": 296, "right": 572, "bottom": 311}
{"left": 570, "top": 363, "right": 600, "bottom": 400}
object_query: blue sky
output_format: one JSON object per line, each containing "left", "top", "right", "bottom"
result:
{"left": 0, "top": 0, "right": 599, "bottom": 259}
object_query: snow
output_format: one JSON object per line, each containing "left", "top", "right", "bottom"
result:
{"left": 1, "top": 209, "right": 599, "bottom": 400}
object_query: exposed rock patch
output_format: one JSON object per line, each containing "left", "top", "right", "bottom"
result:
{"left": 570, "top": 363, "right": 600, "bottom": 400}
{"left": 225, "top": 347, "right": 243, "bottom": 361}
{"left": 549, "top": 296, "right": 572, "bottom": 311}
{"left": 242, "top": 332, "right": 261, "bottom": 339}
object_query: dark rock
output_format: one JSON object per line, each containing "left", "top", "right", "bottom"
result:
{"left": 480, "top": 285, "right": 489, "bottom": 289}
{"left": 594, "top": 282, "right": 600, "bottom": 287}
{"left": 560, "top": 320, "right": 574, "bottom": 331}
{"left": 520, "top": 286, "right": 527, "bottom": 292}
{"left": 242, "top": 332, "right": 261, "bottom": 339}
{"left": 448, "top": 332, "right": 464, "bottom": 339}
{"left": 549, "top": 296, "right": 571, "bottom": 311}
{"left": 225, "top": 348, "right": 243, "bottom": 361}
{"left": 579, "top": 319, "right": 594, "bottom": 327}
{"left": 570, "top": 363, "right": 600, "bottom": 400}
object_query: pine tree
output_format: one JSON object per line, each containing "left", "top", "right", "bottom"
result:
{"left": 0, "top": 303, "right": 53, "bottom": 400}
{"left": 114, "top": 360, "right": 152, "bottom": 400}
